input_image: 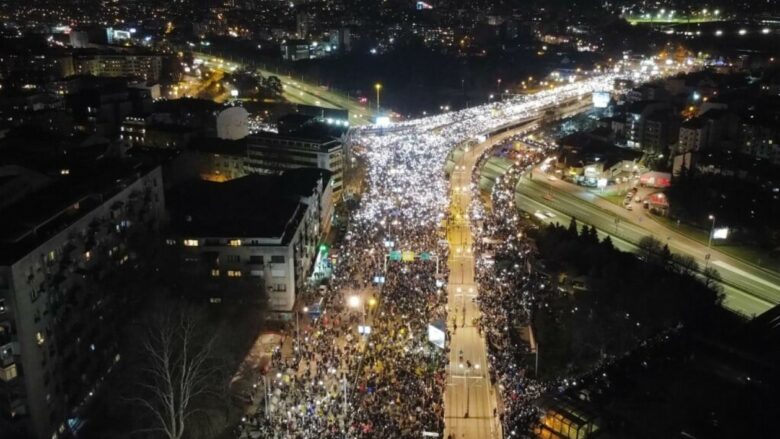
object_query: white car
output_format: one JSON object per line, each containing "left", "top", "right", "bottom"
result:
{"left": 545, "top": 211, "right": 556, "bottom": 218}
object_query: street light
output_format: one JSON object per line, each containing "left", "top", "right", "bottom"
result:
{"left": 348, "top": 294, "right": 366, "bottom": 324}
{"left": 348, "top": 295, "right": 361, "bottom": 309}
{"left": 374, "top": 83, "right": 382, "bottom": 110}
{"left": 295, "top": 305, "right": 309, "bottom": 344}
{"left": 707, "top": 214, "right": 716, "bottom": 250}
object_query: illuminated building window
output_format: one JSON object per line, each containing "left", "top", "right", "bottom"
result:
{"left": 227, "top": 270, "right": 242, "bottom": 277}
{"left": 211, "top": 269, "right": 220, "bottom": 277}
{"left": 183, "top": 239, "right": 199, "bottom": 247}
{"left": 229, "top": 239, "right": 242, "bottom": 247}
{"left": 36, "top": 332, "right": 45, "bottom": 346}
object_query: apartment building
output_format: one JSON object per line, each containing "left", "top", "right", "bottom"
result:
{"left": 625, "top": 100, "right": 678, "bottom": 154}
{"left": 246, "top": 132, "right": 344, "bottom": 196}
{"left": 165, "top": 169, "right": 332, "bottom": 312}
{"left": 68, "top": 52, "right": 163, "bottom": 83}
{"left": 0, "top": 161, "right": 164, "bottom": 439}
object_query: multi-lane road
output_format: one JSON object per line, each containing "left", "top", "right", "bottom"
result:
{"left": 445, "top": 136, "right": 505, "bottom": 439}
{"left": 513, "top": 168, "right": 780, "bottom": 316}
{"left": 192, "top": 52, "right": 376, "bottom": 125}
{"left": 255, "top": 68, "right": 377, "bottom": 125}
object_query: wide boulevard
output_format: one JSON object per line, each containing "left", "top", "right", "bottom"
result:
{"left": 513, "top": 171, "right": 779, "bottom": 316}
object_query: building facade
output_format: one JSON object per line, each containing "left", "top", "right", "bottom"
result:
{"left": 70, "top": 53, "right": 163, "bottom": 83}
{"left": 166, "top": 171, "right": 332, "bottom": 312}
{"left": 625, "top": 101, "right": 678, "bottom": 154}
{"left": 678, "top": 118, "right": 707, "bottom": 153}
{"left": 0, "top": 164, "right": 164, "bottom": 439}
{"left": 246, "top": 132, "right": 344, "bottom": 196}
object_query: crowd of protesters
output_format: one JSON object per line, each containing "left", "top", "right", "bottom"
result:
{"left": 236, "top": 74, "right": 620, "bottom": 438}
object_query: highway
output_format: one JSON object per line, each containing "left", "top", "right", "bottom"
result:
{"left": 513, "top": 171, "right": 779, "bottom": 316}
{"left": 256, "top": 69, "right": 377, "bottom": 125}
{"left": 192, "top": 52, "right": 376, "bottom": 125}
{"left": 445, "top": 138, "right": 503, "bottom": 439}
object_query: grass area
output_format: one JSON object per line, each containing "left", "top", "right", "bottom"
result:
{"left": 654, "top": 216, "right": 780, "bottom": 272}
{"left": 601, "top": 193, "right": 626, "bottom": 207}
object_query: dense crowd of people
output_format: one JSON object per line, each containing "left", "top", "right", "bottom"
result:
{"left": 469, "top": 134, "right": 561, "bottom": 435}
{"left": 236, "top": 73, "right": 624, "bottom": 439}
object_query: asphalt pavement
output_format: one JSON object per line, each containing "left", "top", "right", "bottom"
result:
{"left": 514, "top": 172, "right": 779, "bottom": 316}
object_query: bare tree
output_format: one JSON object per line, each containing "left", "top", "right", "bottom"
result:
{"left": 130, "top": 307, "right": 221, "bottom": 439}
{"left": 702, "top": 266, "right": 725, "bottom": 298}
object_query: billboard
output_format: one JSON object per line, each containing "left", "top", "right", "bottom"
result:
{"left": 713, "top": 227, "right": 729, "bottom": 240}
{"left": 375, "top": 116, "right": 391, "bottom": 127}
{"left": 427, "top": 322, "right": 446, "bottom": 349}
{"left": 592, "top": 91, "right": 610, "bottom": 108}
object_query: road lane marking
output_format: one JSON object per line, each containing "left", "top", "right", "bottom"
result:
{"left": 712, "top": 260, "right": 780, "bottom": 294}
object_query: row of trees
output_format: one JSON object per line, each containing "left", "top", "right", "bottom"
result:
{"left": 529, "top": 218, "right": 724, "bottom": 378}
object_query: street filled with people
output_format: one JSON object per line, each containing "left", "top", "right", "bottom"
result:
{"left": 469, "top": 135, "right": 556, "bottom": 436}
{"left": 234, "top": 68, "right": 663, "bottom": 438}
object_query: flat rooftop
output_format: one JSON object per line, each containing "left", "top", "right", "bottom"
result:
{"left": 0, "top": 159, "right": 159, "bottom": 265}
{"left": 166, "top": 170, "right": 328, "bottom": 244}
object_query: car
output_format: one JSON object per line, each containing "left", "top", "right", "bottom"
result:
{"left": 634, "top": 196, "right": 642, "bottom": 203}
{"left": 626, "top": 204, "right": 633, "bottom": 211}
{"left": 547, "top": 176, "right": 557, "bottom": 181}
{"left": 544, "top": 211, "right": 556, "bottom": 218}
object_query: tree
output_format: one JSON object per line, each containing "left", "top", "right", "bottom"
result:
{"left": 671, "top": 253, "right": 699, "bottom": 278}
{"left": 587, "top": 225, "right": 599, "bottom": 244}
{"left": 265, "top": 76, "right": 283, "bottom": 96}
{"left": 568, "top": 217, "right": 578, "bottom": 237}
{"left": 702, "top": 266, "right": 724, "bottom": 295}
{"left": 639, "top": 236, "right": 663, "bottom": 260}
{"left": 601, "top": 235, "right": 614, "bottom": 250}
{"left": 130, "top": 306, "right": 222, "bottom": 439}
{"left": 661, "top": 244, "right": 672, "bottom": 265}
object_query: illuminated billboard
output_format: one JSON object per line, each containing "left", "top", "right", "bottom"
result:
{"left": 375, "top": 116, "right": 391, "bottom": 127}
{"left": 713, "top": 227, "right": 729, "bottom": 240}
{"left": 427, "top": 322, "right": 445, "bottom": 349}
{"left": 592, "top": 91, "right": 610, "bottom": 108}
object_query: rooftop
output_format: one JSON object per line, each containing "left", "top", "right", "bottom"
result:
{"left": 187, "top": 136, "right": 248, "bottom": 156}
{"left": 558, "top": 131, "right": 641, "bottom": 169}
{"left": 0, "top": 159, "right": 159, "bottom": 265}
{"left": 167, "top": 169, "right": 329, "bottom": 244}
{"left": 681, "top": 117, "right": 706, "bottom": 129}
{"left": 248, "top": 130, "right": 341, "bottom": 151}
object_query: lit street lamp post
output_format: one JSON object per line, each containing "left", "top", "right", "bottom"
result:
{"left": 295, "top": 306, "right": 309, "bottom": 344}
{"left": 375, "top": 83, "right": 382, "bottom": 110}
{"left": 707, "top": 214, "right": 716, "bottom": 249}
{"left": 706, "top": 214, "right": 716, "bottom": 268}
{"left": 260, "top": 375, "right": 270, "bottom": 419}
{"left": 348, "top": 294, "right": 364, "bottom": 324}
